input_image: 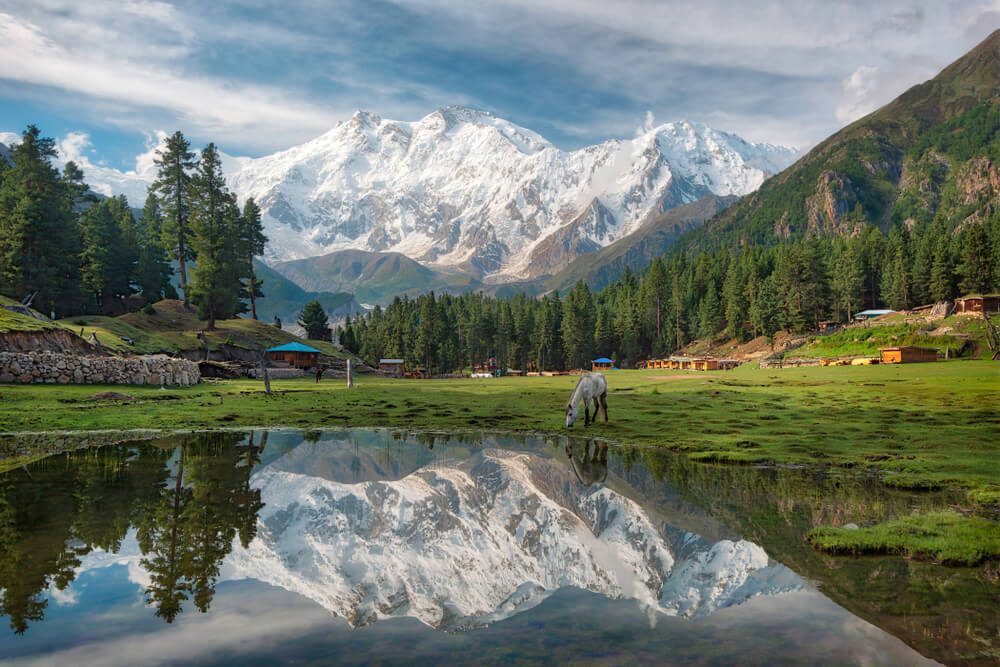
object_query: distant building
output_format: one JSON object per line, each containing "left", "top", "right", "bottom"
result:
{"left": 379, "top": 358, "right": 405, "bottom": 377}
{"left": 954, "top": 294, "right": 1000, "bottom": 314}
{"left": 879, "top": 346, "right": 939, "bottom": 364}
{"left": 267, "top": 342, "right": 321, "bottom": 369}
{"left": 591, "top": 357, "right": 614, "bottom": 372}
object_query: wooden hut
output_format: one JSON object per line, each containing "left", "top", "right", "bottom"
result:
{"left": 693, "top": 359, "right": 720, "bottom": 371}
{"left": 591, "top": 357, "right": 614, "bottom": 372}
{"left": 954, "top": 294, "right": 1000, "bottom": 314}
{"left": 379, "top": 358, "right": 405, "bottom": 377}
{"left": 879, "top": 346, "right": 938, "bottom": 364}
{"left": 266, "top": 342, "right": 321, "bottom": 369}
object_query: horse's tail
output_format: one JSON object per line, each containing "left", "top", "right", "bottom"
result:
{"left": 599, "top": 390, "right": 608, "bottom": 422}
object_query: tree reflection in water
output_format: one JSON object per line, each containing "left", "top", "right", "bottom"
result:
{"left": 0, "top": 431, "right": 264, "bottom": 632}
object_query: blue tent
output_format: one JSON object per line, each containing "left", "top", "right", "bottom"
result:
{"left": 592, "top": 357, "right": 614, "bottom": 364}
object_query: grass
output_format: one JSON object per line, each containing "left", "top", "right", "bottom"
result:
{"left": 0, "top": 307, "right": 66, "bottom": 334}
{"left": 55, "top": 299, "right": 348, "bottom": 358}
{"left": 808, "top": 511, "right": 1000, "bottom": 565}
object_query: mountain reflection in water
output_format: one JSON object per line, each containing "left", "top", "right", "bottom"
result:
{"left": 0, "top": 428, "right": 978, "bottom": 665}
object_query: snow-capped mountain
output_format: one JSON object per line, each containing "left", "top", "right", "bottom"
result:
{"left": 63, "top": 448, "right": 802, "bottom": 632}
{"left": 229, "top": 107, "right": 797, "bottom": 280}
{"left": 3, "top": 111, "right": 795, "bottom": 282}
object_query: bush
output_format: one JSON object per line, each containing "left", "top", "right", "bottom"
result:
{"left": 142, "top": 304, "right": 157, "bottom": 316}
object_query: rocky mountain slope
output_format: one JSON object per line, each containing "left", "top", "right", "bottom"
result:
{"left": 229, "top": 107, "right": 796, "bottom": 281}
{"left": 270, "top": 249, "right": 483, "bottom": 305}
{"left": 679, "top": 28, "right": 1000, "bottom": 254}
{"left": 540, "top": 194, "right": 739, "bottom": 294}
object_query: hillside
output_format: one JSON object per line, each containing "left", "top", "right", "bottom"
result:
{"left": 252, "top": 260, "right": 364, "bottom": 324}
{"left": 679, "top": 29, "right": 1000, "bottom": 253}
{"left": 273, "top": 249, "right": 484, "bottom": 305}
{"left": 56, "top": 300, "right": 349, "bottom": 359}
{"left": 540, "top": 194, "right": 738, "bottom": 293}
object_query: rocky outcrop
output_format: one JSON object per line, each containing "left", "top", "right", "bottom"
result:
{"left": 0, "top": 351, "right": 200, "bottom": 386}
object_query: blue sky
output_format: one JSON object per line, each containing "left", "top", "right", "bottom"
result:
{"left": 0, "top": 0, "right": 997, "bottom": 170}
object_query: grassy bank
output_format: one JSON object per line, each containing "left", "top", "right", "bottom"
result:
{"left": 808, "top": 511, "right": 1000, "bottom": 565}
{"left": 1, "top": 360, "right": 997, "bottom": 561}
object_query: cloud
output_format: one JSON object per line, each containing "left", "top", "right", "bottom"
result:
{"left": 0, "top": 0, "right": 996, "bottom": 156}
{"left": 836, "top": 65, "right": 881, "bottom": 124}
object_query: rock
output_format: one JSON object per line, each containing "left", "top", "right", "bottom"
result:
{"left": 0, "top": 373, "right": 13, "bottom": 383}
{"left": 842, "top": 523, "right": 859, "bottom": 531}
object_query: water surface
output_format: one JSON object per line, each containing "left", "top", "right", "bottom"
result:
{"left": 0, "top": 429, "right": 994, "bottom": 665}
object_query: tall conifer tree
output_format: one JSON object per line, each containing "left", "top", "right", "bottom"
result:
{"left": 152, "top": 132, "right": 196, "bottom": 306}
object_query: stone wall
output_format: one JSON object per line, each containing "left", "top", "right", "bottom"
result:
{"left": 0, "top": 351, "right": 200, "bottom": 386}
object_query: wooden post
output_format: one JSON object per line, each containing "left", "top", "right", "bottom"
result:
{"left": 261, "top": 352, "right": 271, "bottom": 394}
{"left": 347, "top": 359, "right": 354, "bottom": 389}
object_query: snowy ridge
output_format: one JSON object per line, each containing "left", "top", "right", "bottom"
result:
{"left": 225, "top": 108, "right": 796, "bottom": 280}
{"left": 222, "top": 450, "right": 802, "bottom": 630}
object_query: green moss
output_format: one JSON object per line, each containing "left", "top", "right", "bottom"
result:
{"left": 808, "top": 511, "right": 1000, "bottom": 565}
{"left": 883, "top": 473, "right": 944, "bottom": 490}
{"left": 968, "top": 486, "right": 1000, "bottom": 507}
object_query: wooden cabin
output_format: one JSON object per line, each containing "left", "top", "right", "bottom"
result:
{"left": 879, "top": 346, "right": 938, "bottom": 364}
{"left": 693, "top": 359, "right": 719, "bottom": 371}
{"left": 266, "top": 342, "right": 321, "bottom": 369}
{"left": 591, "top": 357, "right": 614, "bottom": 372}
{"left": 379, "top": 358, "right": 405, "bottom": 377}
{"left": 954, "top": 294, "right": 1000, "bottom": 314}
{"left": 718, "top": 359, "right": 740, "bottom": 370}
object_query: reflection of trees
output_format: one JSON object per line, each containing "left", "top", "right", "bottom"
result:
{"left": 0, "top": 432, "right": 264, "bottom": 634}
{"left": 0, "top": 444, "right": 171, "bottom": 634}
{"left": 137, "top": 432, "right": 264, "bottom": 621}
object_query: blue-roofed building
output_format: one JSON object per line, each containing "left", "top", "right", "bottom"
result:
{"left": 266, "top": 342, "right": 322, "bottom": 368}
{"left": 592, "top": 357, "right": 614, "bottom": 372}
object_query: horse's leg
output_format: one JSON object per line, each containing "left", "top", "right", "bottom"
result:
{"left": 584, "top": 400, "right": 590, "bottom": 427}
{"left": 591, "top": 397, "right": 600, "bottom": 424}
{"left": 600, "top": 392, "right": 608, "bottom": 422}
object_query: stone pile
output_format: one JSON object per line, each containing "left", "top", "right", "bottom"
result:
{"left": 0, "top": 351, "right": 200, "bottom": 386}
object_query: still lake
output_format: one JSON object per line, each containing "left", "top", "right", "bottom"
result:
{"left": 0, "top": 428, "right": 995, "bottom": 665}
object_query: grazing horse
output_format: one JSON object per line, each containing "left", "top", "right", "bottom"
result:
{"left": 565, "top": 372, "right": 608, "bottom": 427}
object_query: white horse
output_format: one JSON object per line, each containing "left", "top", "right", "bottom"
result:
{"left": 565, "top": 372, "right": 608, "bottom": 427}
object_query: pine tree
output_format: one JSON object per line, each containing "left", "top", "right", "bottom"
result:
{"left": 298, "top": 300, "right": 330, "bottom": 340}
{"left": 562, "top": 281, "right": 596, "bottom": 369}
{"left": 152, "top": 131, "right": 196, "bottom": 306}
{"left": 414, "top": 292, "right": 440, "bottom": 371}
{"left": 958, "top": 221, "right": 993, "bottom": 295}
{"left": 187, "top": 144, "right": 243, "bottom": 329}
{"left": 0, "top": 126, "right": 81, "bottom": 316}
{"left": 136, "top": 194, "right": 174, "bottom": 302}
{"left": 752, "top": 274, "right": 781, "bottom": 349}
{"left": 239, "top": 198, "right": 267, "bottom": 319}
{"left": 698, "top": 282, "right": 723, "bottom": 340}
{"left": 929, "top": 235, "right": 955, "bottom": 302}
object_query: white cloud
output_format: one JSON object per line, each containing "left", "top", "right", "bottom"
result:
{"left": 836, "top": 65, "right": 881, "bottom": 124}
{"left": 53, "top": 131, "right": 163, "bottom": 204}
